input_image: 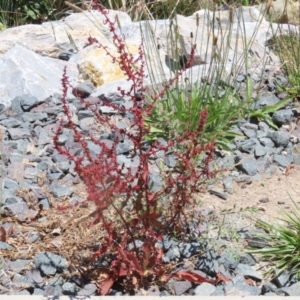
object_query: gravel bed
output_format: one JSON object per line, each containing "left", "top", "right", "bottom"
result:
{"left": 1, "top": 66, "right": 300, "bottom": 296}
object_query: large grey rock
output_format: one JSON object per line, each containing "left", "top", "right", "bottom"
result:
{"left": 0, "top": 10, "right": 132, "bottom": 57}
{"left": 0, "top": 45, "right": 78, "bottom": 107}
{"left": 0, "top": 7, "right": 295, "bottom": 104}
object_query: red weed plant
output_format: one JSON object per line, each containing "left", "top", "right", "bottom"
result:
{"left": 54, "top": 0, "right": 219, "bottom": 295}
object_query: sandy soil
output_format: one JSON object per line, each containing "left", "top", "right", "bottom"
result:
{"left": 199, "top": 164, "right": 300, "bottom": 235}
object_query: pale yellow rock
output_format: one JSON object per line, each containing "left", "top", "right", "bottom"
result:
{"left": 77, "top": 43, "right": 140, "bottom": 87}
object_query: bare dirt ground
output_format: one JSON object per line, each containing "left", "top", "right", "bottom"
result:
{"left": 199, "top": 165, "right": 300, "bottom": 240}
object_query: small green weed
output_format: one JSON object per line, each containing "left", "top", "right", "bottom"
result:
{"left": 249, "top": 194, "right": 300, "bottom": 279}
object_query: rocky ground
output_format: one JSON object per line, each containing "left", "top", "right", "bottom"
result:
{"left": 1, "top": 2, "right": 300, "bottom": 297}
{"left": 0, "top": 63, "right": 300, "bottom": 296}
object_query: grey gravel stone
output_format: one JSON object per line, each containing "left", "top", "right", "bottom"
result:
{"left": 163, "top": 245, "right": 181, "bottom": 262}
{"left": 165, "top": 153, "right": 176, "bottom": 168}
{"left": 37, "top": 128, "right": 53, "bottom": 145}
{"left": 9, "top": 152, "right": 24, "bottom": 163}
{"left": 259, "top": 137, "right": 275, "bottom": 147}
{"left": 2, "top": 202, "right": 29, "bottom": 217}
{"left": 8, "top": 128, "right": 31, "bottom": 140}
{"left": 256, "top": 129, "right": 267, "bottom": 138}
{"left": 160, "top": 290, "right": 172, "bottom": 296}
{"left": 273, "top": 154, "right": 293, "bottom": 167}
{"left": 237, "top": 138, "right": 259, "bottom": 153}
{"left": 0, "top": 118, "right": 22, "bottom": 128}
{"left": 49, "top": 183, "right": 73, "bottom": 198}
{"left": 272, "top": 109, "right": 294, "bottom": 126}
{"left": 77, "top": 110, "right": 94, "bottom": 120}
{"left": 148, "top": 172, "right": 163, "bottom": 192}
{"left": 274, "top": 269, "right": 290, "bottom": 288}
{"left": 281, "top": 281, "right": 300, "bottom": 296}
{"left": 256, "top": 156, "right": 271, "bottom": 174}
{"left": 254, "top": 144, "right": 267, "bottom": 157}
{"left": 33, "top": 288, "right": 44, "bottom": 295}
{"left": 194, "top": 282, "right": 216, "bottom": 295}
{"left": 24, "top": 167, "right": 39, "bottom": 179}
{"left": 5, "top": 196, "right": 24, "bottom": 205}
{"left": 22, "top": 112, "right": 47, "bottom": 123}
{"left": 209, "top": 188, "right": 228, "bottom": 200}
{"left": 62, "top": 281, "right": 80, "bottom": 295}
{"left": 49, "top": 275, "right": 64, "bottom": 286}
{"left": 5, "top": 260, "right": 31, "bottom": 273}
{"left": 196, "top": 250, "right": 218, "bottom": 276}
{"left": 180, "top": 242, "right": 201, "bottom": 258}
{"left": 269, "top": 131, "right": 290, "bottom": 147}
{"left": 27, "top": 232, "right": 40, "bottom": 243}
{"left": 34, "top": 252, "right": 67, "bottom": 276}
{"left": 235, "top": 263, "right": 263, "bottom": 280}
{"left": 254, "top": 94, "right": 279, "bottom": 109}
{"left": 171, "top": 280, "right": 192, "bottom": 295}
{"left": 223, "top": 177, "right": 234, "bottom": 194}
{"left": 39, "top": 198, "right": 50, "bottom": 209}
{"left": 224, "top": 274, "right": 261, "bottom": 296}
{"left": 262, "top": 281, "right": 278, "bottom": 294}
{"left": 25, "top": 268, "right": 44, "bottom": 285}
{"left": 12, "top": 273, "right": 35, "bottom": 286}
{"left": 244, "top": 229, "right": 269, "bottom": 248}
{"left": 242, "top": 129, "right": 256, "bottom": 138}
{"left": 20, "top": 95, "right": 39, "bottom": 111}
{"left": 218, "top": 249, "right": 240, "bottom": 270}
{"left": 4, "top": 179, "right": 19, "bottom": 190}
{"left": 239, "top": 253, "right": 256, "bottom": 266}
{"left": 0, "top": 241, "right": 14, "bottom": 250}
{"left": 78, "top": 284, "right": 97, "bottom": 296}
{"left": 7, "top": 290, "right": 31, "bottom": 295}
{"left": 43, "top": 284, "right": 63, "bottom": 296}
{"left": 237, "top": 156, "right": 258, "bottom": 176}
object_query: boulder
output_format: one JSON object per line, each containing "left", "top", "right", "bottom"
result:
{"left": 0, "top": 7, "right": 298, "bottom": 107}
{"left": 0, "top": 45, "right": 78, "bottom": 107}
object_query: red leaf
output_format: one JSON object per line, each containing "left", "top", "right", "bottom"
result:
{"left": 0, "top": 227, "right": 6, "bottom": 242}
{"left": 173, "top": 270, "right": 217, "bottom": 285}
{"left": 99, "top": 276, "right": 115, "bottom": 295}
{"left": 93, "top": 246, "right": 108, "bottom": 261}
{"left": 122, "top": 251, "right": 143, "bottom": 276}
{"left": 245, "top": 277, "right": 256, "bottom": 286}
{"left": 216, "top": 272, "right": 231, "bottom": 283}
{"left": 118, "top": 262, "right": 128, "bottom": 277}
{"left": 141, "top": 241, "right": 151, "bottom": 270}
